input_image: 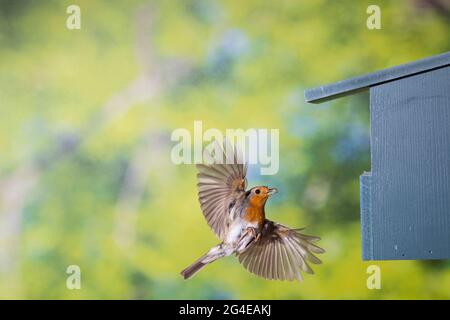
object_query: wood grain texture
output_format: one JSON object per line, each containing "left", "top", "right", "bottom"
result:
{"left": 365, "top": 66, "right": 450, "bottom": 260}
{"left": 360, "top": 172, "right": 373, "bottom": 260}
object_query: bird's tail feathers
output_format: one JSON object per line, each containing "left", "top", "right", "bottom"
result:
{"left": 180, "top": 244, "right": 225, "bottom": 280}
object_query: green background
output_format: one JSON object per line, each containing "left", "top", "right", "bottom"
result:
{"left": 0, "top": 0, "right": 449, "bottom": 299}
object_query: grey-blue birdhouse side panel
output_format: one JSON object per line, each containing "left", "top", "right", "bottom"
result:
{"left": 364, "top": 66, "right": 450, "bottom": 260}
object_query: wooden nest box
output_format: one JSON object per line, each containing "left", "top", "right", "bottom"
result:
{"left": 305, "top": 52, "right": 450, "bottom": 260}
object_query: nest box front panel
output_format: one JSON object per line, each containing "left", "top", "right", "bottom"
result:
{"left": 362, "top": 66, "right": 450, "bottom": 260}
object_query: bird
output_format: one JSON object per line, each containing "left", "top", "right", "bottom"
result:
{"left": 180, "top": 141, "right": 324, "bottom": 281}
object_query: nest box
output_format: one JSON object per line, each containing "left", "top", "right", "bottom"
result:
{"left": 305, "top": 52, "right": 450, "bottom": 261}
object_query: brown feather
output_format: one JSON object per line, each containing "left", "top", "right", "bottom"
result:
{"left": 237, "top": 220, "right": 325, "bottom": 281}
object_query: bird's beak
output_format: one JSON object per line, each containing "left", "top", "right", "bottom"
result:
{"left": 268, "top": 188, "right": 278, "bottom": 195}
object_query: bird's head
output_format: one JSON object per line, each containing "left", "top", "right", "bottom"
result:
{"left": 246, "top": 186, "right": 278, "bottom": 207}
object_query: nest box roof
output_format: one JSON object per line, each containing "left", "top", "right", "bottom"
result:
{"left": 305, "top": 51, "right": 450, "bottom": 103}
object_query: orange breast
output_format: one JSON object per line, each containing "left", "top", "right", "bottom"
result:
{"left": 244, "top": 205, "right": 265, "bottom": 226}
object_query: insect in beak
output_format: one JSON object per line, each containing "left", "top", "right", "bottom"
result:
{"left": 268, "top": 188, "right": 278, "bottom": 195}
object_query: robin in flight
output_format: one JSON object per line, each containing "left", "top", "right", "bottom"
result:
{"left": 180, "top": 141, "right": 324, "bottom": 281}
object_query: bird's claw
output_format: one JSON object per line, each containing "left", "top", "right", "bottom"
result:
{"left": 249, "top": 227, "right": 262, "bottom": 243}
{"left": 235, "top": 227, "right": 260, "bottom": 253}
{"left": 254, "top": 232, "right": 261, "bottom": 242}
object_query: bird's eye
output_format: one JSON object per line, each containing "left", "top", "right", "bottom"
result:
{"left": 255, "top": 189, "right": 260, "bottom": 194}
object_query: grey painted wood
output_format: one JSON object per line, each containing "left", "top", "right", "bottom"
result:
{"left": 363, "top": 66, "right": 450, "bottom": 260}
{"left": 304, "top": 51, "right": 450, "bottom": 103}
{"left": 360, "top": 172, "right": 373, "bottom": 260}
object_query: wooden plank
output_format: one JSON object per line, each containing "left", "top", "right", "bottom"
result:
{"left": 360, "top": 172, "right": 373, "bottom": 260}
{"left": 365, "top": 66, "right": 450, "bottom": 260}
{"left": 305, "top": 51, "right": 450, "bottom": 103}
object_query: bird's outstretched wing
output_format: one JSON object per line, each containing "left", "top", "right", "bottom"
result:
{"left": 237, "top": 220, "right": 324, "bottom": 281}
{"left": 197, "top": 140, "right": 247, "bottom": 240}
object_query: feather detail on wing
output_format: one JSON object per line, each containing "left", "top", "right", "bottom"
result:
{"left": 238, "top": 220, "right": 325, "bottom": 281}
{"left": 197, "top": 140, "right": 247, "bottom": 240}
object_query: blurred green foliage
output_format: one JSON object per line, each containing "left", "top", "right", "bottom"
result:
{"left": 0, "top": 0, "right": 449, "bottom": 299}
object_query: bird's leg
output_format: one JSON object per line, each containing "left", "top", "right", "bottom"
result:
{"left": 237, "top": 227, "right": 255, "bottom": 244}
{"left": 203, "top": 242, "right": 233, "bottom": 263}
{"left": 235, "top": 227, "right": 258, "bottom": 253}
